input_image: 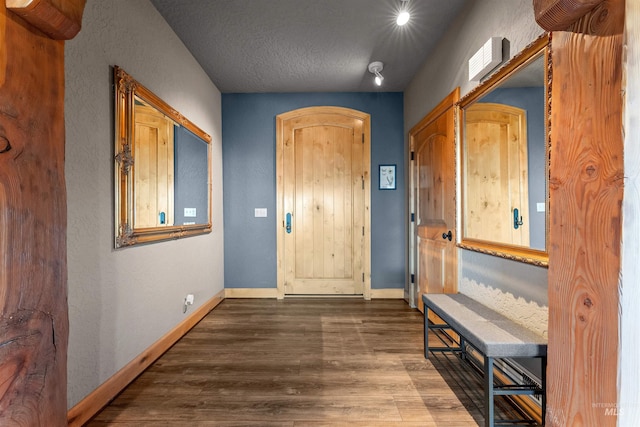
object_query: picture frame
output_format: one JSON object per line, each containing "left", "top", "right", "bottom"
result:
{"left": 379, "top": 164, "right": 396, "bottom": 190}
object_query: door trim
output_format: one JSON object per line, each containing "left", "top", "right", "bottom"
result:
{"left": 276, "top": 106, "right": 371, "bottom": 299}
{"left": 408, "top": 88, "right": 460, "bottom": 308}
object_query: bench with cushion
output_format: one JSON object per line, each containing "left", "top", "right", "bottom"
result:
{"left": 422, "top": 293, "right": 547, "bottom": 427}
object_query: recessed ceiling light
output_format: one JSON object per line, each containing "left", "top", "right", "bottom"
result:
{"left": 397, "top": 0, "right": 410, "bottom": 26}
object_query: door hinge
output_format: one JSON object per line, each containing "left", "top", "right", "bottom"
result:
{"left": 411, "top": 151, "right": 415, "bottom": 161}
{"left": 411, "top": 213, "right": 415, "bottom": 222}
{"left": 362, "top": 273, "right": 365, "bottom": 282}
{"left": 362, "top": 133, "right": 364, "bottom": 143}
{"left": 362, "top": 176, "right": 364, "bottom": 190}
{"left": 411, "top": 274, "right": 415, "bottom": 284}
{"left": 362, "top": 226, "right": 365, "bottom": 236}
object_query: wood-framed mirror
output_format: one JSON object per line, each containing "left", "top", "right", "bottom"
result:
{"left": 457, "top": 34, "right": 550, "bottom": 267}
{"left": 114, "top": 66, "right": 212, "bottom": 248}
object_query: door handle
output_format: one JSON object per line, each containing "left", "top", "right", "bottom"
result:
{"left": 442, "top": 230, "right": 452, "bottom": 241}
{"left": 286, "top": 212, "right": 292, "bottom": 234}
{"left": 513, "top": 208, "right": 524, "bottom": 229}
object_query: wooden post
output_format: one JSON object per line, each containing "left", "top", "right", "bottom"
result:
{"left": 534, "top": 0, "right": 625, "bottom": 425}
{"left": 619, "top": 0, "right": 640, "bottom": 423}
{"left": 533, "top": 0, "right": 603, "bottom": 29}
{"left": 0, "top": 1, "right": 85, "bottom": 425}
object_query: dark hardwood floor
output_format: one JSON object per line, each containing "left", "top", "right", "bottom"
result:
{"left": 87, "top": 298, "right": 514, "bottom": 426}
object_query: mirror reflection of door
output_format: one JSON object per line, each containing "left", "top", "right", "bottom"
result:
{"left": 464, "top": 102, "right": 529, "bottom": 247}
{"left": 279, "top": 108, "right": 369, "bottom": 296}
{"left": 114, "top": 66, "right": 213, "bottom": 248}
{"left": 133, "top": 103, "right": 175, "bottom": 228}
{"left": 410, "top": 89, "right": 458, "bottom": 312}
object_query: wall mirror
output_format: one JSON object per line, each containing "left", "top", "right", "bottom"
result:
{"left": 114, "top": 66, "right": 212, "bottom": 248}
{"left": 457, "top": 34, "right": 549, "bottom": 266}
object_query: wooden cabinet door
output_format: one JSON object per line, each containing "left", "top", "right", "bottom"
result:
{"left": 410, "top": 89, "right": 459, "bottom": 312}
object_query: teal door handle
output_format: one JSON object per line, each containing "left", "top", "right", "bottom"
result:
{"left": 513, "top": 208, "right": 523, "bottom": 229}
{"left": 286, "top": 212, "right": 292, "bottom": 234}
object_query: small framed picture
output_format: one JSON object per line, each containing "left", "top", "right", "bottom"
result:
{"left": 379, "top": 164, "right": 396, "bottom": 190}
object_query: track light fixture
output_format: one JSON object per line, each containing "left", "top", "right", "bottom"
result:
{"left": 397, "top": 0, "right": 410, "bottom": 26}
{"left": 368, "top": 61, "right": 384, "bottom": 86}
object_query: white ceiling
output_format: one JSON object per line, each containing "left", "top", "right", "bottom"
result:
{"left": 149, "top": 0, "right": 470, "bottom": 93}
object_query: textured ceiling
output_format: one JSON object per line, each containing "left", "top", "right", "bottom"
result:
{"left": 149, "top": 0, "right": 469, "bottom": 93}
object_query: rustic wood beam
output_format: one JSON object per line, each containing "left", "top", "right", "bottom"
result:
{"left": 6, "top": 0, "right": 86, "bottom": 40}
{"left": 619, "top": 1, "right": 640, "bottom": 422}
{"left": 546, "top": 0, "right": 625, "bottom": 425}
{"left": 1, "top": 0, "right": 85, "bottom": 424}
{"left": 533, "top": 0, "right": 604, "bottom": 30}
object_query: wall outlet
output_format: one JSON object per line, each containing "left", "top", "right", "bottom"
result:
{"left": 183, "top": 293, "right": 194, "bottom": 313}
{"left": 184, "top": 207, "right": 197, "bottom": 217}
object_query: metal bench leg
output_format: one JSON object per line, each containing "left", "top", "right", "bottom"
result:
{"left": 424, "top": 305, "right": 430, "bottom": 359}
{"left": 484, "top": 355, "right": 495, "bottom": 427}
{"left": 541, "top": 356, "right": 547, "bottom": 426}
{"left": 460, "top": 336, "right": 466, "bottom": 360}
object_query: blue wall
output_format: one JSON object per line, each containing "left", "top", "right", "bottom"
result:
{"left": 174, "top": 126, "right": 209, "bottom": 226}
{"left": 222, "top": 92, "right": 405, "bottom": 290}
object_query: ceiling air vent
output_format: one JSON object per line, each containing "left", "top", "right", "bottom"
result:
{"left": 468, "top": 37, "right": 503, "bottom": 81}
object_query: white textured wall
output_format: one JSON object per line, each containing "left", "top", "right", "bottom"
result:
{"left": 405, "top": 0, "right": 548, "bottom": 335}
{"left": 405, "top": 0, "right": 545, "bottom": 127}
{"left": 459, "top": 276, "right": 548, "bottom": 338}
{"left": 620, "top": 0, "right": 640, "bottom": 422}
{"left": 65, "top": 0, "right": 223, "bottom": 408}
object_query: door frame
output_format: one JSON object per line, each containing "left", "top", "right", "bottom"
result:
{"left": 408, "top": 88, "right": 460, "bottom": 308}
{"left": 275, "top": 106, "right": 371, "bottom": 299}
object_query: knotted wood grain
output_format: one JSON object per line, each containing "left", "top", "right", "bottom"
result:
{"left": 6, "top": 0, "right": 86, "bottom": 39}
{"left": 534, "top": 0, "right": 603, "bottom": 30}
{"left": 546, "top": 2, "right": 624, "bottom": 424}
{"left": 0, "top": 2, "right": 84, "bottom": 424}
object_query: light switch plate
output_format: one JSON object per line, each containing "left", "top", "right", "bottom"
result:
{"left": 184, "top": 207, "right": 197, "bottom": 217}
{"left": 536, "top": 202, "right": 546, "bottom": 212}
{"left": 254, "top": 208, "right": 268, "bottom": 217}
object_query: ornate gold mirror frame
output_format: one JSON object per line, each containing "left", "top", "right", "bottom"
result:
{"left": 457, "top": 34, "right": 550, "bottom": 267}
{"left": 114, "top": 66, "right": 212, "bottom": 248}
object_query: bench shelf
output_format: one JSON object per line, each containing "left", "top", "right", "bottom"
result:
{"left": 422, "top": 293, "right": 547, "bottom": 427}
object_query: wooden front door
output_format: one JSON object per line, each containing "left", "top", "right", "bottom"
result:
{"left": 276, "top": 107, "right": 370, "bottom": 298}
{"left": 410, "top": 89, "right": 459, "bottom": 312}
{"left": 133, "top": 103, "right": 175, "bottom": 228}
{"left": 464, "top": 102, "right": 529, "bottom": 246}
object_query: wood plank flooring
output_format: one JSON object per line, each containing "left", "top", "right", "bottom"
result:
{"left": 87, "top": 298, "right": 509, "bottom": 426}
